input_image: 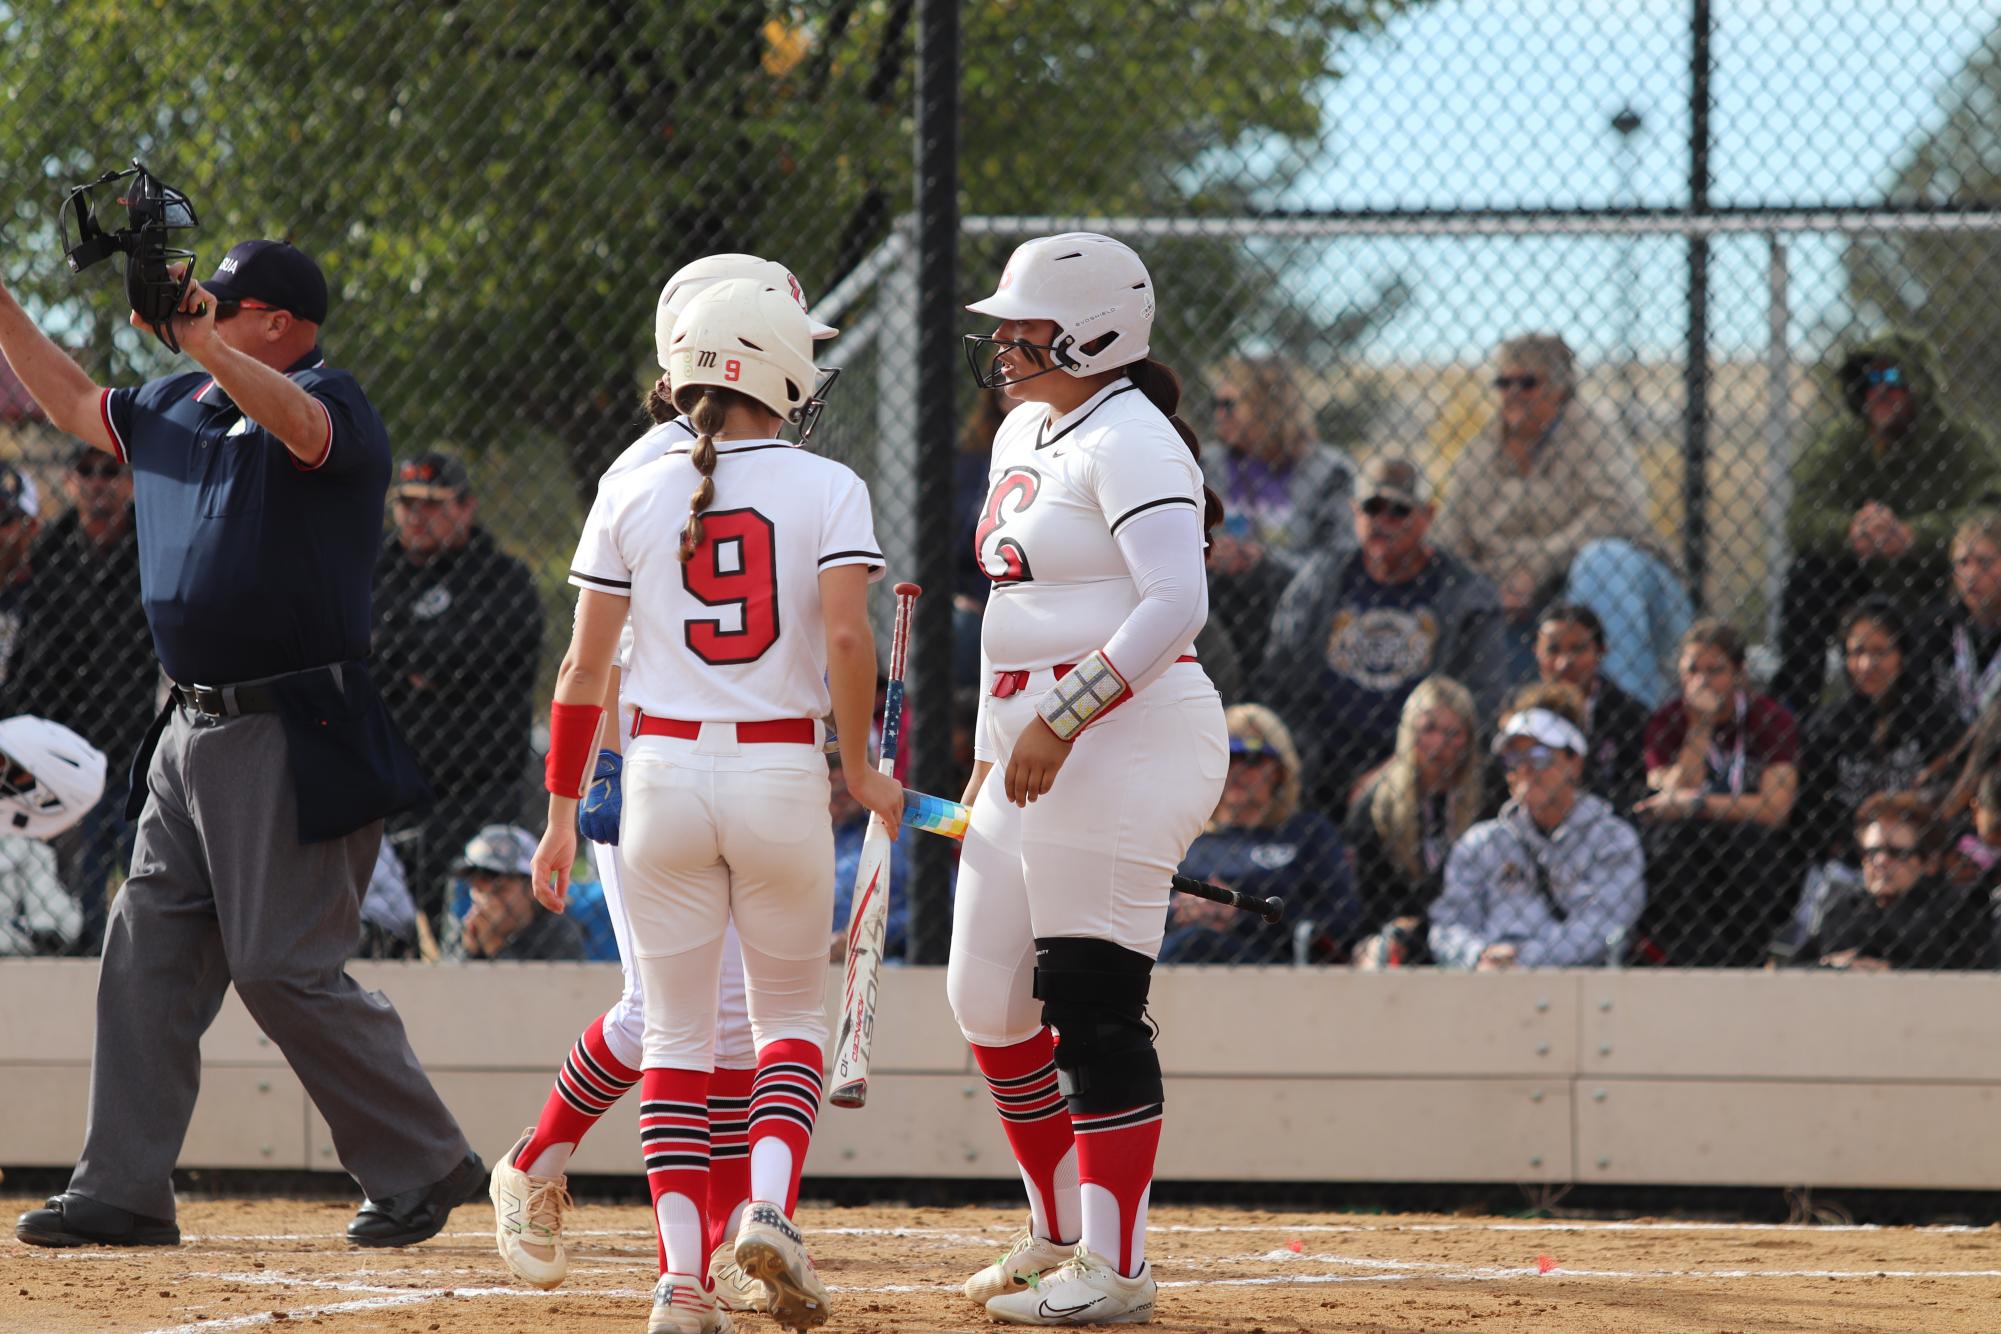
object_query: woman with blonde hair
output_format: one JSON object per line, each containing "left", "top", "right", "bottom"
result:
{"left": 1161, "top": 703, "right": 1357, "bottom": 963}
{"left": 1203, "top": 353, "right": 1356, "bottom": 571}
{"left": 1346, "top": 677, "right": 1485, "bottom": 967}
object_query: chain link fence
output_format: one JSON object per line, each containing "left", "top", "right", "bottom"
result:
{"left": 1, "top": 1, "right": 2000, "bottom": 971}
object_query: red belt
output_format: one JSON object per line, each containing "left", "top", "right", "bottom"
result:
{"left": 991, "top": 655, "right": 1195, "bottom": 699}
{"left": 632, "top": 712, "right": 817, "bottom": 744}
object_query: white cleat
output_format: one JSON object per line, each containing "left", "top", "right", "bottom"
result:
{"left": 964, "top": 1227, "right": 1077, "bottom": 1306}
{"left": 488, "top": 1130, "right": 572, "bottom": 1291}
{"left": 733, "top": 1201, "right": 831, "bottom": 1330}
{"left": 646, "top": 1272, "right": 735, "bottom": 1334}
{"left": 708, "top": 1238, "right": 771, "bottom": 1313}
{"left": 985, "top": 1247, "right": 1156, "bottom": 1326}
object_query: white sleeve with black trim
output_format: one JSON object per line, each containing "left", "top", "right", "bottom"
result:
{"left": 818, "top": 470, "right": 886, "bottom": 583}
{"left": 568, "top": 483, "right": 632, "bottom": 595}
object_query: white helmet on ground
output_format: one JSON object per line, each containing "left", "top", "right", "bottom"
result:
{"left": 666, "top": 278, "right": 821, "bottom": 425}
{"left": 0, "top": 716, "right": 107, "bottom": 839}
{"left": 655, "top": 253, "right": 836, "bottom": 371}
{"left": 964, "top": 232, "right": 1155, "bottom": 385}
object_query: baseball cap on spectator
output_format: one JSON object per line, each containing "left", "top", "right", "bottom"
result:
{"left": 1491, "top": 707, "right": 1586, "bottom": 756}
{"left": 1356, "top": 456, "right": 1430, "bottom": 509}
{"left": 452, "top": 824, "right": 537, "bottom": 878}
{"left": 202, "top": 239, "right": 330, "bottom": 324}
{"left": 0, "top": 464, "right": 39, "bottom": 521}
{"left": 393, "top": 452, "right": 471, "bottom": 502}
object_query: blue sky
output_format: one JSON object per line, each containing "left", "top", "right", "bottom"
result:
{"left": 1261, "top": 0, "right": 2001, "bottom": 361}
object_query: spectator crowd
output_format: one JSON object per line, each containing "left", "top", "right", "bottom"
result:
{"left": 4, "top": 329, "right": 2001, "bottom": 974}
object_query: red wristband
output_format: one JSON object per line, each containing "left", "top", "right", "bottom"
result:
{"left": 545, "top": 701, "right": 605, "bottom": 798}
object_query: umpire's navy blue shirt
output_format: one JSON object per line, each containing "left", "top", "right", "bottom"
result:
{"left": 102, "top": 348, "right": 430, "bottom": 842}
{"left": 102, "top": 346, "right": 382, "bottom": 684}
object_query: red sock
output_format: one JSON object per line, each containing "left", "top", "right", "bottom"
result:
{"left": 517, "top": 1013, "right": 642, "bottom": 1173}
{"left": 974, "top": 1031, "right": 1078, "bottom": 1244}
{"left": 1072, "top": 1103, "right": 1163, "bottom": 1277}
{"left": 746, "top": 1039, "right": 823, "bottom": 1215}
{"left": 640, "top": 1067, "right": 712, "bottom": 1280}
{"left": 705, "top": 1064, "right": 756, "bottom": 1253}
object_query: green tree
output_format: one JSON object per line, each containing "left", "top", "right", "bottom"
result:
{"left": 1841, "top": 23, "right": 2001, "bottom": 429}
{"left": 0, "top": 0, "right": 1410, "bottom": 493}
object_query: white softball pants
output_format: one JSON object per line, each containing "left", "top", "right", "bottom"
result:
{"left": 618, "top": 727, "right": 834, "bottom": 1070}
{"left": 947, "top": 662, "right": 1228, "bottom": 1047}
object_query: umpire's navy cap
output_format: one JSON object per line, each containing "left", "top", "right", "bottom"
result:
{"left": 203, "top": 239, "right": 330, "bottom": 324}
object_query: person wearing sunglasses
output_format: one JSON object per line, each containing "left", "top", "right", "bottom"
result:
{"left": 1790, "top": 793, "right": 1991, "bottom": 971}
{"left": 1, "top": 446, "right": 152, "bottom": 955}
{"left": 0, "top": 239, "right": 481, "bottom": 1252}
{"left": 1162, "top": 703, "right": 1358, "bottom": 964}
{"left": 1425, "top": 685, "right": 1645, "bottom": 971}
{"left": 1202, "top": 354, "right": 1356, "bottom": 574}
{"left": 1256, "top": 455, "right": 1504, "bottom": 818}
{"left": 1775, "top": 331, "right": 1999, "bottom": 716}
{"left": 1433, "top": 332, "right": 1690, "bottom": 707}
{"left": 373, "top": 448, "right": 543, "bottom": 927}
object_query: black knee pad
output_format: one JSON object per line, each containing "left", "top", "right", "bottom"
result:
{"left": 1033, "top": 936, "right": 1162, "bottom": 1114}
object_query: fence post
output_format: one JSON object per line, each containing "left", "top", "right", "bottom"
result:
{"left": 906, "top": 0, "right": 961, "bottom": 965}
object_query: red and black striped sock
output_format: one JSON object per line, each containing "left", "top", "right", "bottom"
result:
{"left": 1072, "top": 1102, "right": 1163, "bottom": 1278}
{"left": 974, "top": 1031, "right": 1078, "bottom": 1244}
{"left": 640, "top": 1068, "right": 712, "bottom": 1282}
{"left": 746, "top": 1039, "right": 823, "bottom": 1215}
{"left": 517, "top": 1013, "right": 642, "bottom": 1177}
{"left": 705, "top": 1064, "right": 756, "bottom": 1254}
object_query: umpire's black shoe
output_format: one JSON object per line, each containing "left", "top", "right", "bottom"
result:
{"left": 346, "top": 1150, "right": 487, "bottom": 1248}
{"left": 16, "top": 1192, "right": 180, "bottom": 1248}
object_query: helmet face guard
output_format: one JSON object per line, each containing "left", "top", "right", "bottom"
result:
{"left": 59, "top": 159, "right": 200, "bottom": 353}
{"left": 962, "top": 331, "right": 1078, "bottom": 390}
{"left": 793, "top": 366, "right": 842, "bottom": 442}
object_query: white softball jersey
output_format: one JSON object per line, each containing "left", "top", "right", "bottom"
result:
{"left": 973, "top": 381, "right": 1204, "bottom": 671}
{"left": 569, "top": 436, "right": 883, "bottom": 725}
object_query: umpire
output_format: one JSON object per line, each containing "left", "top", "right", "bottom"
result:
{"left": 0, "top": 239, "right": 484, "bottom": 1248}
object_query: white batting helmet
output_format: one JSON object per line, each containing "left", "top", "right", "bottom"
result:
{"left": 0, "top": 716, "right": 107, "bottom": 840}
{"left": 667, "top": 278, "right": 821, "bottom": 425}
{"left": 965, "top": 232, "right": 1155, "bottom": 380}
{"left": 655, "top": 253, "right": 836, "bottom": 371}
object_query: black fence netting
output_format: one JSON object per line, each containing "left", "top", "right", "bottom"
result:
{"left": 0, "top": 1, "right": 1998, "bottom": 973}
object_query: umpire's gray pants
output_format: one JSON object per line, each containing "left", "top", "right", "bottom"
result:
{"left": 69, "top": 706, "right": 469, "bottom": 1220}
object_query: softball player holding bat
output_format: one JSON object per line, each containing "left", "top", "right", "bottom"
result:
{"left": 491, "top": 255, "right": 837, "bottom": 1314}
{"left": 949, "top": 233, "right": 1229, "bottom": 1325}
{"left": 533, "top": 275, "right": 899, "bottom": 1334}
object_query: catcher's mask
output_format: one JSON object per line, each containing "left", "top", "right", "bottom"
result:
{"left": 59, "top": 159, "right": 200, "bottom": 353}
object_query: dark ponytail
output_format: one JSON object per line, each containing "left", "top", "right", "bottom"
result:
{"left": 1127, "top": 358, "right": 1225, "bottom": 534}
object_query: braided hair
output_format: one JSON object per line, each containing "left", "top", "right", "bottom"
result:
{"left": 677, "top": 389, "right": 731, "bottom": 563}
{"left": 1125, "top": 358, "right": 1225, "bottom": 534}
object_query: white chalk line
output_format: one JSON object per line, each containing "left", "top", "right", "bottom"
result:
{"left": 175, "top": 1217, "right": 1993, "bottom": 1245}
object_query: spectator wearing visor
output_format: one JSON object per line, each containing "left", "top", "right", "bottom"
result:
{"left": 0, "top": 236, "right": 475, "bottom": 1252}
{"left": 1259, "top": 456, "right": 1504, "bottom": 817}
{"left": 1774, "top": 333, "right": 2000, "bottom": 715}
{"left": 0, "top": 715, "right": 107, "bottom": 956}
{"left": 2, "top": 446, "right": 152, "bottom": 952}
{"left": 1427, "top": 687, "right": 1646, "bottom": 970}
{"left": 454, "top": 823, "right": 584, "bottom": 963}
{"left": 375, "top": 450, "right": 544, "bottom": 922}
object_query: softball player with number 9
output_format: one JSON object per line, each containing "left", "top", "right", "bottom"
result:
{"left": 533, "top": 277, "right": 901, "bottom": 1334}
{"left": 949, "top": 233, "right": 1230, "bottom": 1325}
{"left": 489, "top": 255, "right": 838, "bottom": 1316}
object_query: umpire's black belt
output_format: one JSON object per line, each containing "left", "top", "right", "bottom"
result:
{"left": 170, "top": 663, "right": 345, "bottom": 718}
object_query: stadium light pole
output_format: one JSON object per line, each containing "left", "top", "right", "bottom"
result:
{"left": 907, "top": 0, "right": 960, "bottom": 965}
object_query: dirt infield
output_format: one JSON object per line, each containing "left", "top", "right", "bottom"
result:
{"left": 4, "top": 1194, "right": 2000, "bottom": 1332}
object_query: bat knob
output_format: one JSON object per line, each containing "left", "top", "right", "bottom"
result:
{"left": 893, "top": 581, "right": 922, "bottom": 598}
{"left": 1262, "top": 896, "right": 1286, "bottom": 925}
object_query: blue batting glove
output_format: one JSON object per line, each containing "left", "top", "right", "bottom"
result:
{"left": 578, "top": 748, "right": 623, "bottom": 845}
